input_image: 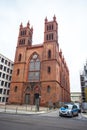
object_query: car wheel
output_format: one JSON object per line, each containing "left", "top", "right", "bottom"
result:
{"left": 59, "top": 113, "right": 61, "bottom": 117}
{"left": 76, "top": 112, "right": 78, "bottom": 116}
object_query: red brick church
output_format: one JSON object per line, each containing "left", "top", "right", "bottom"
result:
{"left": 8, "top": 15, "right": 70, "bottom": 106}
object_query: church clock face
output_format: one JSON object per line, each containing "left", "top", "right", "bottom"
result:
{"left": 33, "top": 54, "right": 38, "bottom": 59}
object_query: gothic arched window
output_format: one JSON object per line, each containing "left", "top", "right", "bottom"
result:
{"left": 17, "top": 69, "right": 20, "bottom": 75}
{"left": 48, "top": 50, "right": 51, "bottom": 59}
{"left": 48, "top": 66, "right": 51, "bottom": 73}
{"left": 14, "top": 86, "right": 18, "bottom": 92}
{"left": 47, "top": 85, "right": 51, "bottom": 93}
{"left": 18, "top": 54, "right": 22, "bottom": 61}
{"left": 28, "top": 53, "right": 40, "bottom": 81}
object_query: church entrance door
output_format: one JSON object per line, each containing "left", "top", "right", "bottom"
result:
{"left": 25, "top": 94, "right": 30, "bottom": 104}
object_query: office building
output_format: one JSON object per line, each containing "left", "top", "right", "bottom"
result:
{"left": 0, "top": 53, "right": 13, "bottom": 104}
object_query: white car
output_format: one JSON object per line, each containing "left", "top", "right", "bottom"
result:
{"left": 59, "top": 104, "right": 79, "bottom": 117}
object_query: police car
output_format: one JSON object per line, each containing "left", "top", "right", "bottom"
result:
{"left": 59, "top": 104, "right": 79, "bottom": 117}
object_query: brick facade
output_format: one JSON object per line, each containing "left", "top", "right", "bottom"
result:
{"left": 8, "top": 16, "right": 70, "bottom": 106}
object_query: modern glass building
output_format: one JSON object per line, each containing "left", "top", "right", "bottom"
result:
{"left": 0, "top": 53, "right": 13, "bottom": 104}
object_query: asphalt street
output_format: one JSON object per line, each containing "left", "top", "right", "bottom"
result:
{"left": 0, "top": 111, "right": 87, "bottom": 130}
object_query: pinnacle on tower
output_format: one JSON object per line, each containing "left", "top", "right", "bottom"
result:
{"left": 31, "top": 26, "right": 33, "bottom": 32}
{"left": 27, "top": 21, "right": 30, "bottom": 28}
{"left": 20, "top": 22, "right": 23, "bottom": 29}
{"left": 45, "top": 16, "right": 48, "bottom": 23}
{"left": 53, "top": 15, "right": 56, "bottom": 21}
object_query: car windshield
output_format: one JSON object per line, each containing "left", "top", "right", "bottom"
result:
{"left": 63, "top": 105, "right": 72, "bottom": 109}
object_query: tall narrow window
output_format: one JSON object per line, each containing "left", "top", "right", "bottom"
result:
{"left": 20, "top": 31, "right": 22, "bottom": 36}
{"left": 48, "top": 66, "right": 51, "bottom": 73}
{"left": 46, "top": 34, "right": 48, "bottom": 40}
{"left": 1, "top": 81, "right": 4, "bottom": 86}
{"left": 18, "top": 54, "right": 22, "bottom": 61}
{"left": 48, "top": 50, "right": 51, "bottom": 58}
{"left": 1, "top": 58, "right": 4, "bottom": 63}
{"left": 47, "top": 86, "right": 51, "bottom": 93}
{"left": 47, "top": 26, "right": 48, "bottom": 31}
{"left": 0, "top": 65, "right": 3, "bottom": 70}
{"left": 14, "top": 86, "right": 18, "bottom": 92}
{"left": 17, "top": 69, "right": 20, "bottom": 75}
{"left": 0, "top": 72, "right": 2, "bottom": 77}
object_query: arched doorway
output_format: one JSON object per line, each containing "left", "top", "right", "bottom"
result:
{"left": 25, "top": 94, "right": 30, "bottom": 104}
{"left": 24, "top": 86, "right": 31, "bottom": 105}
{"left": 24, "top": 83, "right": 41, "bottom": 105}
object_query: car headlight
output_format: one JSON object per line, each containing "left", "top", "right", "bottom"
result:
{"left": 67, "top": 110, "right": 71, "bottom": 114}
{"left": 59, "top": 109, "right": 61, "bottom": 112}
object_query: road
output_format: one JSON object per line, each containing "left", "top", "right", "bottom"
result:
{"left": 0, "top": 110, "right": 87, "bottom": 130}
{"left": 38, "top": 109, "right": 87, "bottom": 120}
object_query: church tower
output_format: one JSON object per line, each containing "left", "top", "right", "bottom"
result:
{"left": 40, "top": 16, "right": 60, "bottom": 105}
{"left": 18, "top": 22, "right": 33, "bottom": 47}
{"left": 44, "top": 15, "right": 58, "bottom": 43}
{"left": 43, "top": 15, "right": 59, "bottom": 61}
{"left": 9, "top": 22, "right": 33, "bottom": 104}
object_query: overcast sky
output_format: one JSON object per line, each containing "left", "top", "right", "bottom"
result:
{"left": 0, "top": 0, "right": 87, "bottom": 92}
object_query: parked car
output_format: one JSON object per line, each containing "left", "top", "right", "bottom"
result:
{"left": 59, "top": 104, "right": 79, "bottom": 117}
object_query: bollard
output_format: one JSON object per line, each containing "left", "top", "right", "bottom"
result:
{"left": 16, "top": 106, "right": 18, "bottom": 114}
{"left": 4, "top": 105, "right": 6, "bottom": 112}
{"left": 26, "top": 105, "right": 27, "bottom": 111}
{"left": 31, "top": 105, "right": 32, "bottom": 111}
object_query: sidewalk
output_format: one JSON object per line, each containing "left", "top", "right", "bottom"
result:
{"left": 0, "top": 104, "right": 87, "bottom": 118}
{"left": 0, "top": 104, "right": 49, "bottom": 115}
{"left": 81, "top": 112, "right": 87, "bottom": 118}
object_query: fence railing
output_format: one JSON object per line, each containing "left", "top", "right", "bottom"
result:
{"left": 0, "top": 104, "right": 50, "bottom": 114}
